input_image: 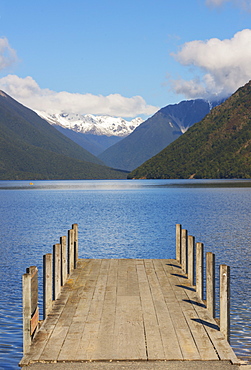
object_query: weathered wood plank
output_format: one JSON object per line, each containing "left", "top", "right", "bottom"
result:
{"left": 60, "top": 236, "right": 67, "bottom": 286}
{"left": 39, "top": 325, "right": 69, "bottom": 361}
{"left": 22, "top": 272, "right": 32, "bottom": 354}
{"left": 162, "top": 261, "right": 219, "bottom": 360}
{"left": 168, "top": 259, "right": 238, "bottom": 364}
{"left": 182, "top": 307, "right": 219, "bottom": 360}
{"left": 176, "top": 224, "right": 182, "bottom": 263}
{"left": 181, "top": 229, "right": 188, "bottom": 274}
{"left": 110, "top": 259, "right": 146, "bottom": 360}
{"left": 20, "top": 260, "right": 93, "bottom": 366}
{"left": 20, "top": 258, "right": 239, "bottom": 366}
{"left": 74, "top": 259, "right": 110, "bottom": 360}
{"left": 90, "top": 259, "right": 118, "bottom": 360}
{"left": 19, "top": 329, "right": 52, "bottom": 366}
{"left": 152, "top": 261, "right": 200, "bottom": 359}
{"left": 53, "top": 243, "right": 61, "bottom": 300}
{"left": 68, "top": 229, "right": 74, "bottom": 274}
{"left": 72, "top": 223, "right": 78, "bottom": 269}
{"left": 196, "top": 243, "right": 204, "bottom": 301}
{"left": 114, "top": 295, "right": 147, "bottom": 360}
{"left": 26, "top": 260, "right": 91, "bottom": 363}
{"left": 145, "top": 260, "right": 183, "bottom": 360}
{"left": 43, "top": 253, "right": 52, "bottom": 320}
{"left": 58, "top": 260, "right": 102, "bottom": 361}
{"left": 220, "top": 264, "right": 230, "bottom": 342}
{"left": 187, "top": 235, "right": 195, "bottom": 285}
{"left": 206, "top": 252, "right": 216, "bottom": 318}
{"left": 30, "top": 307, "right": 39, "bottom": 336}
{"left": 136, "top": 261, "right": 166, "bottom": 360}
{"left": 27, "top": 266, "right": 38, "bottom": 316}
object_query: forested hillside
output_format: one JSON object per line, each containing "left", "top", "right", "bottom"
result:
{"left": 0, "top": 91, "right": 127, "bottom": 180}
{"left": 129, "top": 81, "right": 251, "bottom": 179}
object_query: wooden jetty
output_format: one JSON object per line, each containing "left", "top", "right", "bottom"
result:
{"left": 19, "top": 224, "right": 239, "bottom": 367}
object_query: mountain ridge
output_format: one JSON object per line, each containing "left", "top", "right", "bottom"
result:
{"left": 35, "top": 111, "right": 144, "bottom": 156}
{"left": 36, "top": 111, "right": 143, "bottom": 137}
{"left": 0, "top": 90, "right": 127, "bottom": 180}
{"left": 128, "top": 81, "right": 251, "bottom": 179}
{"left": 98, "top": 99, "right": 221, "bottom": 171}
{"left": 52, "top": 125, "right": 123, "bottom": 156}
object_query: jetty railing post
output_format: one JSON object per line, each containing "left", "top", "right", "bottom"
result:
{"left": 23, "top": 265, "right": 39, "bottom": 354}
{"left": 68, "top": 228, "right": 75, "bottom": 274}
{"left": 22, "top": 272, "right": 31, "bottom": 354}
{"left": 27, "top": 266, "right": 39, "bottom": 336}
{"left": 196, "top": 242, "right": 204, "bottom": 301}
{"left": 176, "top": 224, "right": 182, "bottom": 263}
{"left": 72, "top": 223, "right": 78, "bottom": 269}
{"left": 220, "top": 264, "right": 230, "bottom": 342}
{"left": 60, "top": 235, "right": 67, "bottom": 286}
{"left": 53, "top": 243, "right": 61, "bottom": 300}
{"left": 43, "top": 253, "right": 52, "bottom": 320}
{"left": 206, "top": 252, "right": 215, "bottom": 318}
{"left": 188, "top": 235, "right": 195, "bottom": 285}
{"left": 181, "top": 229, "right": 188, "bottom": 274}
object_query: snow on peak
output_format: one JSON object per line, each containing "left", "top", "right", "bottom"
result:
{"left": 35, "top": 110, "right": 144, "bottom": 137}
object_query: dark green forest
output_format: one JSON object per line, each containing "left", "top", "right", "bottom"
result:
{"left": 0, "top": 91, "right": 127, "bottom": 180}
{"left": 129, "top": 81, "right": 251, "bottom": 179}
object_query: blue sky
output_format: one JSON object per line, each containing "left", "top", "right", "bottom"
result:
{"left": 0, "top": 0, "right": 250, "bottom": 117}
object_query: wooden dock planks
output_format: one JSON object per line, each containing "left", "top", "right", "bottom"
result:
{"left": 20, "top": 258, "right": 239, "bottom": 366}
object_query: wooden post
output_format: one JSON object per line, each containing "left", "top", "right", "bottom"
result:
{"left": 68, "top": 228, "right": 74, "bottom": 274}
{"left": 53, "top": 243, "right": 61, "bottom": 300}
{"left": 26, "top": 266, "right": 39, "bottom": 337}
{"left": 43, "top": 253, "right": 52, "bottom": 320}
{"left": 220, "top": 264, "right": 230, "bottom": 342}
{"left": 181, "top": 229, "right": 188, "bottom": 274}
{"left": 60, "top": 235, "right": 67, "bottom": 286}
{"left": 72, "top": 223, "right": 78, "bottom": 269}
{"left": 206, "top": 252, "right": 215, "bottom": 318}
{"left": 26, "top": 266, "right": 38, "bottom": 315}
{"left": 22, "top": 272, "right": 31, "bottom": 354}
{"left": 176, "top": 224, "right": 182, "bottom": 263}
{"left": 196, "top": 242, "right": 204, "bottom": 301}
{"left": 188, "top": 235, "right": 195, "bottom": 285}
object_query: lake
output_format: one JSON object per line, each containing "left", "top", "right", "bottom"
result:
{"left": 0, "top": 179, "right": 251, "bottom": 369}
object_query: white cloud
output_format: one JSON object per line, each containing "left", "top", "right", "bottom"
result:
{"left": 206, "top": 0, "right": 251, "bottom": 11}
{"left": 0, "top": 74, "right": 158, "bottom": 118}
{"left": 0, "top": 38, "right": 18, "bottom": 70}
{"left": 170, "top": 29, "right": 251, "bottom": 100}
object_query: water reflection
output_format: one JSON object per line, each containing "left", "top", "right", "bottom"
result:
{"left": 1, "top": 178, "right": 251, "bottom": 191}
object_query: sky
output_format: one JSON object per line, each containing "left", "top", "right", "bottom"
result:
{"left": 0, "top": 0, "right": 251, "bottom": 118}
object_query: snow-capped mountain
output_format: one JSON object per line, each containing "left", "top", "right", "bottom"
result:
{"left": 98, "top": 98, "right": 224, "bottom": 171}
{"left": 35, "top": 111, "right": 144, "bottom": 137}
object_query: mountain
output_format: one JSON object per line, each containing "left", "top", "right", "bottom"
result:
{"left": 98, "top": 99, "right": 220, "bottom": 171}
{"left": 51, "top": 125, "right": 123, "bottom": 156}
{"left": 36, "top": 111, "right": 143, "bottom": 137}
{"left": 0, "top": 91, "right": 127, "bottom": 180}
{"left": 128, "top": 81, "right": 251, "bottom": 179}
{"left": 36, "top": 111, "right": 143, "bottom": 155}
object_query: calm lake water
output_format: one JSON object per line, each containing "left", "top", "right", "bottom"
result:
{"left": 0, "top": 179, "right": 251, "bottom": 369}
